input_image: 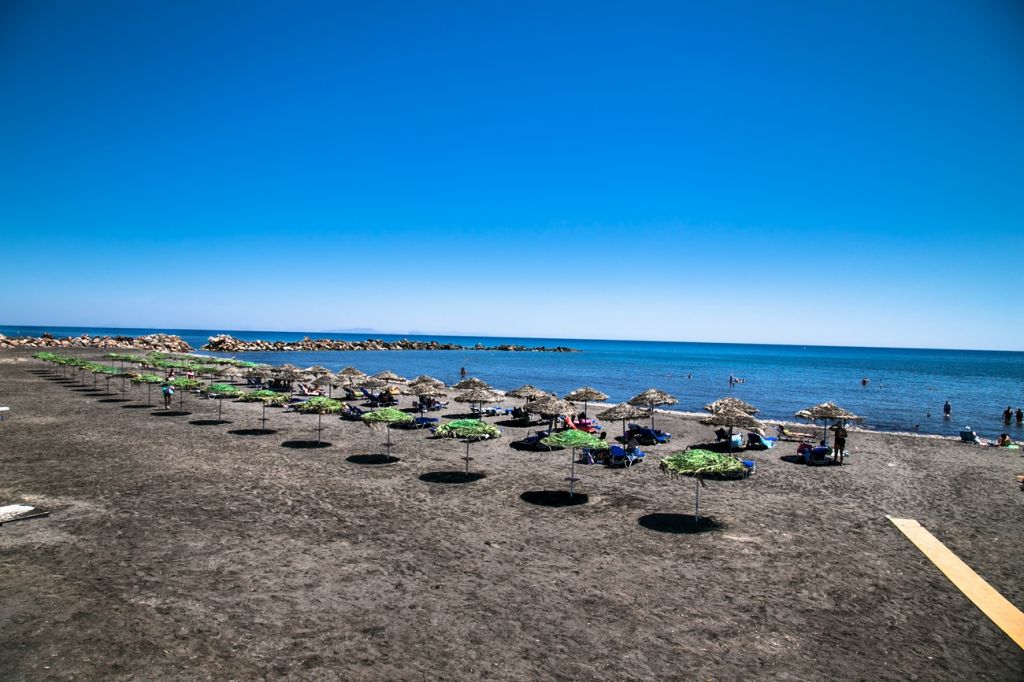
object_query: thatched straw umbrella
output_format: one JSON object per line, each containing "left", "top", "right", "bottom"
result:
{"left": 564, "top": 387, "right": 609, "bottom": 417}
{"left": 374, "top": 370, "right": 407, "bottom": 383}
{"left": 596, "top": 403, "right": 651, "bottom": 436}
{"left": 218, "top": 365, "right": 245, "bottom": 385}
{"left": 454, "top": 387, "right": 505, "bottom": 414}
{"left": 313, "top": 371, "right": 337, "bottom": 397}
{"left": 453, "top": 377, "right": 490, "bottom": 391}
{"left": 408, "top": 375, "right": 446, "bottom": 389}
{"left": 795, "top": 402, "right": 862, "bottom": 446}
{"left": 704, "top": 397, "right": 759, "bottom": 415}
{"left": 506, "top": 385, "right": 549, "bottom": 401}
{"left": 628, "top": 388, "right": 678, "bottom": 429}
{"left": 411, "top": 383, "right": 448, "bottom": 415}
{"left": 338, "top": 366, "right": 366, "bottom": 378}
{"left": 358, "top": 376, "right": 389, "bottom": 390}
{"left": 541, "top": 430, "right": 608, "bottom": 497}
{"left": 700, "top": 408, "right": 763, "bottom": 453}
{"left": 526, "top": 397, "right": 576, "bottom": 430}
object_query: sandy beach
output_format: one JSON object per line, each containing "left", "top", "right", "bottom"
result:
{"left": 1, "top": 349, "right": 1022, "bottom": 680}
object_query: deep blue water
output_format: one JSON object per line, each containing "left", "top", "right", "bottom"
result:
{"left": 4, "top": 324, "right": 1023, "bottom": 439}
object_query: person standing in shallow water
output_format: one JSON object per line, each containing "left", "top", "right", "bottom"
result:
{"left": 1003, "top": 406, "right": 1013, "bottom": 424}
{"left": 1016, "top": 408, "right": 1023, "bottom": 425}
{"left": 943, "top": 400, "right": 952, "bottom": 419}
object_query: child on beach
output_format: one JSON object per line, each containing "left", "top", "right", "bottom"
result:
{"left": 162, "top": 383, "right": 174, "bottom": 409}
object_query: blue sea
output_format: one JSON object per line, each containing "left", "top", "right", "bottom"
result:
{"left": 4, "top": 325, "right": 1023, "bottom": 439}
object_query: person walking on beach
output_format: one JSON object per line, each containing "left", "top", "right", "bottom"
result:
{"left": 1003, "top": 406, "right": 1013, "bottom": 424}
{"left": 832, "top": 422, "right": 848, "bottom": 464}
{"left": 161, "top": 383, "right": 174, "bottom": 410}
{"left": 943, "top": 400, "right": 952, "bottom": 419}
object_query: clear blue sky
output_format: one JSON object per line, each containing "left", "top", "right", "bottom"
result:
{"left": 2, "top": 1, "right": 1022, "bottom": 350}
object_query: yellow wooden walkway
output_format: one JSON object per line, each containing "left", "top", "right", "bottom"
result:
{"left": 888, "top": 516, "right": 1024, "bottom": 650}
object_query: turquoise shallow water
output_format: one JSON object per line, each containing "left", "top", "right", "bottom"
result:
{"left": 4, "top": 324, "right": 1023, "bottom": 440}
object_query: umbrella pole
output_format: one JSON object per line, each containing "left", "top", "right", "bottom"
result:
{"left": 147, "top": 383, "right": 152, "bottom": 405}
{"left": 694, "top": 477, "right": 701, "bottom": 521}
{"left": 385, "top": 424, "right": 392, "bottom": 458}
{"left": 465, "top": 439, "right": 471, "bottom": 474}
{"left": 260, "top": 402, "right": 268, "bottom": 431}
{"left": 317, "top": 412, "right": 322, "bottom": 444}
{"left": 568, "top": 448, "right": 579, "bottom": 497}
{"left": 217, "top": 397, "right": 223, "bottom": 421}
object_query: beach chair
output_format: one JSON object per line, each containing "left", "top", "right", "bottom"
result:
{"left": 959, "top": 429, "right": 981, "bottom": 444}
{"left": 746, "top": 433, "right": 776, "bottom": 449}
{"left": 626, "top": 424, "right": 671, "bottom": 445}
{"left": 413, "top": 416, "right": 440, "bottom": 429}
{"left": 342, "top": 404, "right": 367, "bottom": 420}
{"left": 607, "top": 444, "right": 645, "bottom": 467}
{"left": 0, "top": 406, "right": 8, "bottom": 421}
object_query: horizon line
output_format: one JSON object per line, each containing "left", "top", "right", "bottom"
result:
{"left": 1, "top": 322, "right": 1022, "bottom": 355}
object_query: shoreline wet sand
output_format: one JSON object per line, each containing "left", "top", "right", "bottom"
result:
{"left": 1, "top": 350, "right": 1022, "bottom": 679}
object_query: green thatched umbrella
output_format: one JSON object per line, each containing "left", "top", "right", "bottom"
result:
{"left": 295, "top": 396, "right": 345, "bottom": 444}
{"left": 596, "top": 403, "right": 651, "bottom": 436}
{"left": 206, "top": 382, "right": 243, "bottom": 421}
{"left": 627, "top": 388, "right": 678, "bottom": 429}
{"left": 361, "top": 407, "right": 413, "bottom": 458}
{"left": 563, "top": 387, "right": 609, "bottom": 417}
{"left": 167, "top": 377, "right": 203, "bottom": 411}
{"left": 660, "top": 449, "right": 752, "bottom": 521}
{"left": 541, "top": 430, "right": 609, "bottom": 497}
{"left": 434, "top": 419, "right": 501, "bottom": 474}
{"left": 130, "top": 373, "right": 164, "bottom": 405}
{"left": 238, "top": 390, "right": 290, "bottom": 431}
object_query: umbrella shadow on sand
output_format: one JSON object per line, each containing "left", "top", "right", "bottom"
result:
{"left": 346, "top": 453, "right": 400, "bottom": 465}
{"left": 520, "top": 490, "right": 589, "bottom": 507}
{"left": 419, "top": 471, "right": 486, "bottom": 484}
{"left": 280, "top": 440, "right": 332, "bottom": 449}
{"left": 152, "top": 410, "right": 191, "bottom": 417}
{"left": 638, "top": 513, "right": 723, "bottom": 534}
{"left": 190, "top": 419, "right": 232, "bottom": 426}
{"left": 121, "top": 404, "right": 152, "bottom": 409}
{"left": 228, "top": 428, "right": 279, "bottom": 436}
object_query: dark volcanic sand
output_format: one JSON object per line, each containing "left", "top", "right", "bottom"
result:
{"left": 1, "top": 351, "right": 1022, "bottom": 680}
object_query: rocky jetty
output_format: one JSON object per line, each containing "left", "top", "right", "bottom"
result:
{"left": 202, "top": 334, "right": 577, "bottom": 353}
{"left": 0, "top": 332, "right": 192, "bottom": 353}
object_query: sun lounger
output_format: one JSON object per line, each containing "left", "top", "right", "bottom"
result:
{"left": 746, "top": 433, "right": 776, "bottom": 449}
{"left": 413, "top": 416, "right": 440, "bottom": 429}
{"left": 607, "top": 444, "right": 646, "bottom": 467}
{"left": 626, "top": 424, "right": 671, "bottom": 445}
{"left": 0, "top": 406, "right": 8, "bottom": 421}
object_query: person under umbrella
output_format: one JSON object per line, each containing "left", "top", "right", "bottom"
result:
{"left": 700, "top": 407, "right": 763, "bottom": 454}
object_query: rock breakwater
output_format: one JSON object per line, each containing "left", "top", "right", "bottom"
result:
{"left": 202, "top": 334, "right": 577, "bottom": 353}
{"left": 0, "top": 333, "right": 192, "bottom": 353}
